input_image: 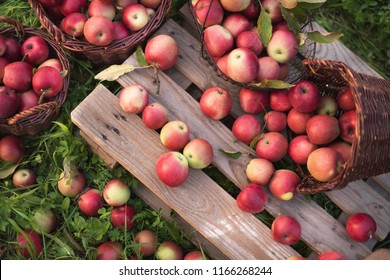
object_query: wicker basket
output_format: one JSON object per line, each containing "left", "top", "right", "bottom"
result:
{"left": 295, "top": 58, "right": 390, "bottom": 194}
{"left": 0, "top": 16, "right": 70, "bottom": 136}
{"left": 188, "top": 0, "right": 316, "bottom": 89}
{"left": 28, "top": 0, "right": 172, "bottom": 66}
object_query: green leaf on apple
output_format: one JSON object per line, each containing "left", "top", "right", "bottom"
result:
{"left": 0, "top": 164, "right": 18, "bottom": 179}
{"left": 135, "top": 45, "right": 148, "bottom": 67}
{"left": 95, "top": 64, "right": 136, "bottom": 82}
{"left": 251, "top": 79, "right": 295, "bottom": 89}
{"left": 257, "top": 9, "right": 272, "bottom": 47}
{"left": 307, "top": 31, "right": 343, "bottom": 43}
{"left": 219, "top": 149, "right": 242, "bottom": 159}
{"left": 249, "top": 134, "right": 264, "bottom": 149}
{"left": 280, "top": 6, "right": 301, "bottom": 38}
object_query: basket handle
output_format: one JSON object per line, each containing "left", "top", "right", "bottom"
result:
{"left": 0, "top": 16, "right": 25, "bottom": 38}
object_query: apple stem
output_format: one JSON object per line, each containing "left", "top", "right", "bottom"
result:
{"left": 38, "top": 91, "right": 47, "bottom": 104}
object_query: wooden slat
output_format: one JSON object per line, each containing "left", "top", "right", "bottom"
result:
{"left": 371, "top": 173, "right": 390, "bottom": 195}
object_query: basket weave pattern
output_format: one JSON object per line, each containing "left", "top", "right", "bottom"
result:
{"left": 0, "top": 16, "right": 70, "bottom": 136}
{"left": 296, "top": 58, "right": 390, "bottom": 194}
{"left": 29, "top": 0, "right": 172, "bottom": 66}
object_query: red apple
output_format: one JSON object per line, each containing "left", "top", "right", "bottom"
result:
{"left": 184, "top": 250, "right": 208, "bottom": 260}
{"left": 306, "top": 114, "right": 340, "bottom": 145}
{"left": 155, "top": 151, "right": 189, "bottom": 187}
{"left": 264, "top": 110, "right": 287, "bottom": 132}
{"left": 236, "top": 30, "right": 263, "bottom": 56}
{"left": 139, "top": 0, "right": 162, "bottom": 9}
{"left": 103, "top": 178, "right": 131, "bottom": 207}
{"left": 269, "top": 89, "right": 292, "bottom": 112}
{"left": 315, "top": 95, "right": 338, "bottom": 116}
{"left": 31, "top": 208, "right": 57, "bottom": 234}
{"left": 246, "top": 158, "right": 275, "bottom": 186}
{"left": 257, "top": 56, "right": 280, "bottom": 81}
{"left": 232, "top": 114, "right": 261, "bottom": 145}
{"left": 183, "top": 138, "right": 213, "bottom": 169}
{"left": 236, "top": 183, "right": 268, "bottom": 213}
{"left": 122, "top": 4, "right": 149, "bottom": 32}
{"left": 307, "top": 147, "right": 342, "bottom": 182}
{"left": 110, "top": 204, "right": 136, "bottom": 230}
{"left": 241, "top": 0, "right": 260, "bottom": 19}
{"left": 338, "top": 110, "right": 357, "bottom": 144}
{"left": 220, "top": 0, "right": 250, "bottom": 12}
{"left": 0, "top": 135, "right": 25, "bottom": 164}
{"left": 287, "top": 108, "right": 313, "bottom": 135}
{"left": 17, "top": 230, "right": 42, "bottom": 259}
{"left": 336, "top": 86, "right": 355, "bottom": 111}
{"left": 216, "top": 54, "right": 228, "bottom": 75}
{"left": 18, "top": 90, "right": 39, "bottom": 112}
{"left": 278, "top": 63, "right": 289, "bottom": 80}
{"left": 78, "top": 189, "right": 102, "bottom": 217}
{"left": 239, "top": 88, "right": 269, "bottom": 114}
{"left": 203, "top": 24, "right": 234, "bottom": 58}
{"left": 61, "top": 12, "right": 88, "bottom": 38}
{"left": 88, "top": 0, "right": 116, "bottom": 20}
{"left": 273, "top": 21, "right": 289, "bottom": 32}
{"left": 144, "top": 34, "right": 178, "bottom": 70}
{"left": 271, "top": 215, "right": 301, "bottom": 245}
{"left": 32, "top": 66, "right": 64, "bottom": 98}
{"left": 288, "top": 80, "right": 321, "bottom": 113}
{"left": 255, "top": 131, "right": 288, "bottom": 162}
{"left": 60, "top": 0, "right": 87, "bottom": 16}
{"left": 317, "top": 251, "right": 346, "bottom": 260}
{"left": 0, "top": 35, "right": 7, "bottom": 56}
{"left": 58, "top": 169, "right": 86, "bottom": 197}
{"left": 142, "top": 102, "right": 168, "bottom": 129}
{"left": 116, "top": 0, "right": 138, "bottom": 8}
{"left": 21, "top": 36, "right": 49, "bottom": 66}
{"left": 0, "top": 57, "right": 10, "bottom": 83}
{"left": 3, "top": 37, "right": 22, "bottom": 62}
{"left": 222, "top": 13, "right": 251, "bottom": 39}
{"left": 3, "top": 61, "right": 33, "bottom": 92}
{"left": 199, "top": 86, "right": 232, "bottom": 120}
{"left": 288, "top": 135, "right": 318, "bottom": 165}
{"left": 194, "top": 0, "right": 224, "bottom": 27}
{"left": 134, "top": 229, "right": 158, "bottom": 257}
{"left": 329, "top": 140, "right": 352, "bottom": 164}
{"left": 160, "top": 120, "right": 190, "bottom": 151}
{"left": 113, "top": 22, "right": 131, "bottom": 40}
{"left": 12, "top": 168, "right": 36, "bottom": 188}
{"left": 268, "top": 169, "right": 300, "bottom": 201}
{"left": 118, "top": 84, "right": 149, "bottom": 114}
{"left": 227, "top": 48, "right": 259, "bottom": 83}
{"left": 346, "top": 212, "right": 377, "bottom": 242}
{"left": 83, "top": 16, "right": 115, "bottom": 46}
{"left": 0, "top": 86, "right": 20, "bottom": 118}
{"left": 261, "top": 0, "right": 283, "bottom": 23}
{"left": 267, "top": 29, "right": 299, "bottom": 63}
{"left": 155, "top": 240, "right": 184, "bottom": 260}
{"left": 37, "top": 0, "right": 62, "bottom": 8}
{"left": 96, "top": 241, "right": 123, "bottom": 260}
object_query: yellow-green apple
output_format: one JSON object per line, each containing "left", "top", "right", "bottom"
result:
{"left": 146, "top": 8, "right": 156, "bottom": 20}
{"left": 288, "top": 135, "right": 318, "bottom": 165}
{"left": 32, "top": 66, "right": 64, "bottom": 98}
{"left": 61, "top": 12, "right": 87, "bottom": 38}
{"left": 336, "top": 86, "right": 355, "bottom": 111}
{"left": 288, "top": 80, "right": 321, "bottom": 113}
{"left": 222, "top": 13, "right": 251, "bottom": 39}
{"left": 58, "top": 169, "right": 86, "bottom": 197}
{"left": 21, "top": 36, "right": 49, "bottom": 66}
{"left": 88, "top": 0, "right": 116, "bottom": 20}
{"left": 144, "top": 34, "right": 178, "bottom": 70}
{"left": 255, "top": 131, "right": 288, "bottom": 162}
{"left": 242, "top": 0, "right": 260, "bottom": 19}
{"left": 18, "top": 90, "right": 39, "bottom": 112}
{"left": 220, "top": 0, "right": 250, "bottom": 12}
{"left": 317, "top": 251, "right": 346, "bottom": 260}
{"left": 3, "top": 37, "right": 22, "bottom": 62}
{"left": 194, "top": 0, "right": 224, "bottom": 27}
{"left": 278, "top": 63, "right": 289, "bottom": 80}
{"left": 160, "top": 120, "right": 190, "bottom": 151}
{"left": 232, "top": 114, "right": 261, "bottom": 145}
{"left": 287, "top": 108, "right": 313, "bottom": 135}
{"left": 239, "top": 88, "right": 269, "bottom": 114}
{"left": 204, "top": 24, "right": 234, "bottom": 58}
{"left": 184, "top": 250, "right": 208, "bottom": 260}
{"left": 134, "top": 229, "right": 157, "bottom": 257}
{"left": 17, "top": 230, "right": 42, "bottom": 258}
{"left": 0, "top": 57, "right": 10, "bottom": 83}
{"left": 12, "top": 168, "right": 36, "bottom": 188}
{"left": 216, "top": 54, "right": 229, "bottom": 75}
{"left": 60, "top": 0, "right": 87, "bottom": 16}
{"left": 267, "top": 30, "right": 299, "bottom": 64}
{"left": 0, "top": 35, "right": 6, "bottom": 56}
{"left": 113, "top": 21, "right": 131, "bottom": 40}
{"left": 155, "top": 240, "right": 184, "bottom": 260}
{"left": 0, "top": 86, "right": 20, "bottom": 118}
{"left": 269, "top": 89, "right": 292, "bottom": 112}
{"left": 271, "top": 215, "right": 301, "bottom": 245}
{"left": 110, "top": 204, "right": 136, "bottom": 230}
{"left": 261, "top": 0, "right": 283, "bottom": 23}
{"left": 236, "top": 31, "right": 263, "bottom": 56}
{"left": 236, "top": 183, "right": 268, "bottom": 213}
{"left": 199, "top": 86, "right": 232, "bottom": 120}
{"left": 183, "top": 138, "right": 213, "bottom": 169}
{"left": 37, "top": 0, "right": 62, "bottom": 7}
{"left": 338, "top": 110, "right": 357, "bottom": 144}
{"left": 78, "top": 189, "right": 102, "bottom": 217}
{"left": 257, "top": 56, "right": 280, "bottom": 81}
{"left": 118, "top": 84, "right": 149, "bottom": 114}
{"left": 268, "top": 169, "right": 300, "bottom": 201}
{"left": 116, "top": 0, "right": 138, "bottom": 8}
{"left": 3, "top": 61, "right": 33, "bottom": 92}
{"left": 307, "top": 147, "right": 342, "bottom": 182}
{"left": 123, "top": 4, "right": 149, "bottom": 32}
{"left": 346, "top": 212, "right": 377, "bottom": 242}
{"left": 227, "top": 48, "right": 259, "bottom": 83}
{"left": 96, "top": 241, "right": 123, "bottom": 260}
{"left": 31, "top": 208, "right": 57, "bottom": 234}
{"left": 0, "top": 135, "right": 25, "bottom": 164}
{"left": 140, "top": 0, "right": 161, "bottom": 9}
{"left": 156, "top": 151, "right": 189, "bottom": 187}
{"left": 142, "top": 102, "right": 168, "bottom": 129}
{"left": 38, "top": 58, "right": 63, "bottom": 72}
{"left": 264, "top": 110, "right": 286, "bottom": 132}
{"left": 83, "top": 16, "right": 115, "bottom": 46}
{"left": 315, "top": 95, "right": 338, "bottom": 116}
{"left": 246, "top": 158, "right": 275, "bottom": 185}
{"left": 306, "top": 114, "right": 340, "bottom": 145}
{"left": 329, "top": 140, "right": 352, "bottom": 164}
{"left": 103, "top": 178, "right": 131, "bottom": 206}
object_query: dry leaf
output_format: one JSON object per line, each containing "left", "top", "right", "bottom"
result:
{"left": 95, "top": 64, "right": 136, "bottom": 81}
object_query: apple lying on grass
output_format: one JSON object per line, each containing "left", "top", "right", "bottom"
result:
{"left": 12, "top": 168, "right": 37, "bottom": 188}
{"left": 155, "top": 240, "right": 184, "bottom": 260}
{"left": 134, "top": 229, "right": 158, "bottom": 257}
{"left": 103, "top": 178, "right": 131, "bottom": 207}
{"left": 17, "top": 230, "right": 43, "bottom": 259}
{"left": 58, "top": 169, "right": 86, "bottom": 197}
{"left": 78, "top": 188, "right": 102, "bottom": 217}
{"left": 110, "top": 204, "right": 137, "bottom": 230}
{"left": 0, "top": 135, "right": 25, "bottom": 164}
{"left": 184, "top": 250, "right": 208, "bottom": 260}
{"left": 31, "top": 208, "right": 57, "bottom": 234}
{"left": 96, "top": 241, "right": 124, "bottom": 260}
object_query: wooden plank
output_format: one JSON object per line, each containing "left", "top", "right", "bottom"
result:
{"left": 71, "top": 84, "right": 298, "bottom": 260}
{"left": 371, "top": 173, "right": 390, "bottom": 195}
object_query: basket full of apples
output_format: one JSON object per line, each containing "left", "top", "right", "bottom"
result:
{"left": 0, "top": 16, "right": 70, "bottom": 136}
{"left": 291, "top": 58, "right": 390, "bottom": 194}
{"left": 28, "top": 0, "right": 172, "bottom": 66}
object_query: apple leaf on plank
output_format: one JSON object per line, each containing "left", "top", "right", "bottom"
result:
{"left": 219, "top": 149, "right": 242, "bottom": 160}
{"left": 95, "top": 64, "right": 136, "bottom": 82}
{"left": 307, "top": 31, "right": 343, "bottom": 43}
{"left": 257, "top": 9, "right": 272, "bottom": 47}
{"left": 251, "top": 79, "right": 295, "bottom": 89}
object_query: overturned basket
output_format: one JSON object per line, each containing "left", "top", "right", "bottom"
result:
{"left": 295, "top": 58, "right": 390, "bottom": 194}
{"left": 29, "top": 0, "right": 172, "bottom": 66}
{"left": 0, "top": 16, "right": 70, "bottom": 136}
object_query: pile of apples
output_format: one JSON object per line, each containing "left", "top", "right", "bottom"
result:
{"left": 0, "top": 34, "right": 66, "bottom": 120}
{"left": 36, "top": 0, "right": 164, "bottom": 46}
{"left": 192, "top": 0, "right": 298, "bottom": 84}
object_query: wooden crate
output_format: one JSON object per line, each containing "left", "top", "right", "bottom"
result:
{"left": 71, "top": 7, "right": 390, "bottom": 260}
